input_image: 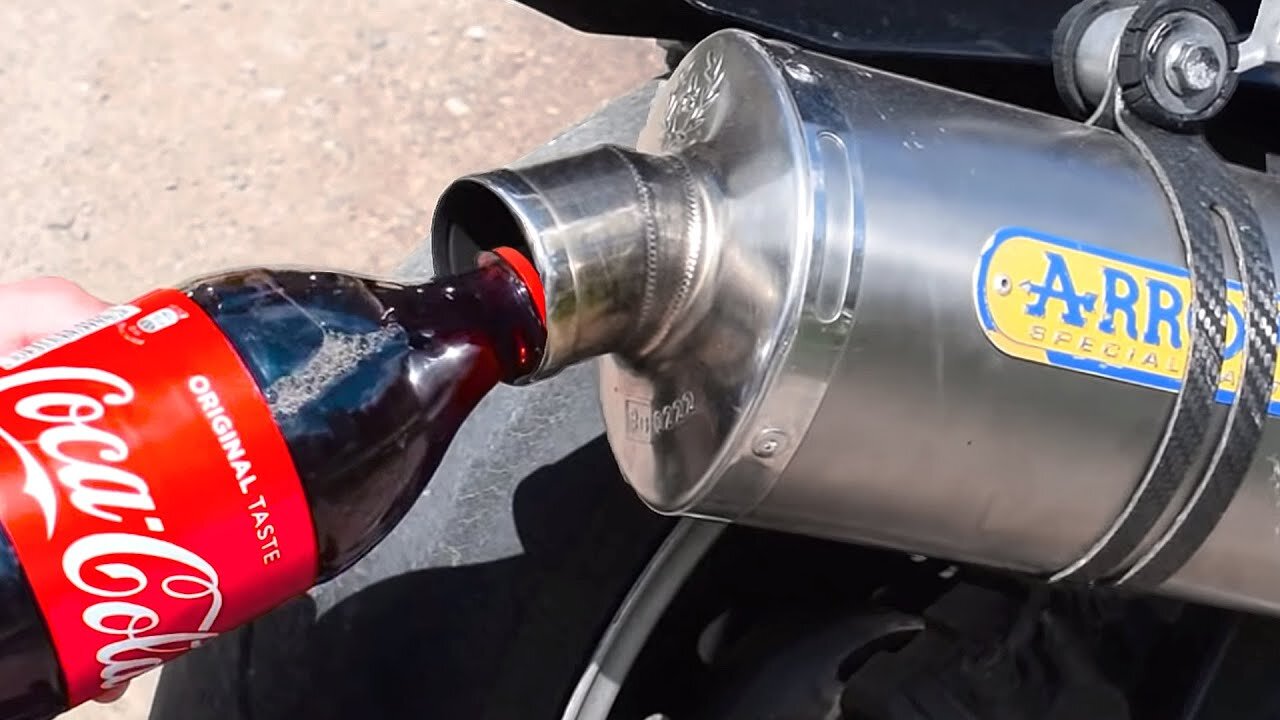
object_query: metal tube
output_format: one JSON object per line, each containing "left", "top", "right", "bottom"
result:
{"left": 1074, "top": 6, "right": 1136, "bottom": 107}
{"left": 431, "top": 146, "right": 706, "bottom": 380}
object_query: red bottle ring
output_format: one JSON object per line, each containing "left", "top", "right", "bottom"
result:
{"left": 490, "top": 246, "right": 547, "bottom": 323}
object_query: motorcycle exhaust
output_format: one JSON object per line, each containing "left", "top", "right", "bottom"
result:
{"left": 431, "top": 29, "right": 1280, "bottom": 615}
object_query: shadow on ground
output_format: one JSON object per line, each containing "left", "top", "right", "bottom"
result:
{"left": 149, "top": 438, "right": 673, "bottom": 720}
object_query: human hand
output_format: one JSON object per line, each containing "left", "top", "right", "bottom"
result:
{"left": 0, "top": 278, "right": 110, "bottom": 355}
{"left": 0, "top": 278, "right": 129, "bottom": 704}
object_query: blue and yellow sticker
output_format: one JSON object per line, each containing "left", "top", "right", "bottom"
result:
{"left": 974, "top": 227, "right": 1280, "bottom": 417}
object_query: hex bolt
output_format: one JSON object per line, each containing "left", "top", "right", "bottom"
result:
{"left": 1164, "top": 40, "right": 1222, "bottom": 96}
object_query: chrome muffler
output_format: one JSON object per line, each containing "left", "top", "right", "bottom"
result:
{"left": 431, "top": 29, "right": 1280, "bottom": 615}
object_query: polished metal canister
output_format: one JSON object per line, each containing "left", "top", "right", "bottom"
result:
{"left": 432, "top": 29, "right": 1280, "bottom": 615}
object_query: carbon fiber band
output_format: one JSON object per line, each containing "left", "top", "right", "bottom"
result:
{"left": 1048, "top": 0, "right": 1274, "bottom": 588}
{"left": 1116, "top": 126, "right": 1278, "bottom": 588}
{"left": 1051, "top": 100, "right": 1229, "bottom": 584}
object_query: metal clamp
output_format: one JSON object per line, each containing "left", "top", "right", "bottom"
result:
{"left": 1050, "top": 104, "right": 1231, "bottom": 584}
{"left": 1054, "top": 0, "right": 1241, "bottom": 130}
{"left": 1110, "top": 116, "right": 1276, "bottom": 589}
{"left": 1051, "top": 0, "right": 1278, "bottom": 587}
{"left": 1114, "top": 0, "right": 1240, "bottom": 130}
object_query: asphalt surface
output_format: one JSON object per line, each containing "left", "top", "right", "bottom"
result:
{"left": 0, "top": 1, "right": 662, "bottom": 717}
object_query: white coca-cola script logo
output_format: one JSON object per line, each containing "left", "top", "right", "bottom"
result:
{"left": 0, "top": 367, "right": 223, "bottom": 690}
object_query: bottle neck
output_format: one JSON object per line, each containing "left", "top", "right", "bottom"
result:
{"left": 377, "top": 261, "right": 547, "bottom": 384}
{"left": 431, "top": 146, "right": 708, "bottom": 379}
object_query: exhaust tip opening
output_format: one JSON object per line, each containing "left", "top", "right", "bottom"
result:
{"left": 431, "top": 178, "right": 535, "bottom": 277}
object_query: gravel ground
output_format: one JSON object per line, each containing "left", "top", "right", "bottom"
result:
{"left": 0, "top": 0, "right": 662, "bottom": 302}
{"left": 0, "top": 1, "right": 662, "bottom": 717}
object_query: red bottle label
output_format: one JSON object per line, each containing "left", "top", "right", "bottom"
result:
{"left": 0, "top": 290, "right": 317, "bottom": 705}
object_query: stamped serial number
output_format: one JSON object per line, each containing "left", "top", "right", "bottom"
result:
{"left": 625, "top": 392, "right": 696, "bottom": 443}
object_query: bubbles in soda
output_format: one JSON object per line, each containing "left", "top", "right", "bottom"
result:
{"left": 186, "top": 254, "right": 545, "bottom": 575}
{"left": 265, "top": 327, "right": 402, "bottom": 420}
{"left": 0, "top": 250, "right": 544, "bottom": 719}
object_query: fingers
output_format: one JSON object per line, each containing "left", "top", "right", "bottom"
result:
{"left": 0, "top": 278, "right": 128, "bottom": 708}
{"left": 0, "top": 278, "right": 121, "bottom": 699}
{"left": 0, "top": 278, "right": 111, "bottom": 355}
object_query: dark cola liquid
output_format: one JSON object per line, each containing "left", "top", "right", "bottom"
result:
{"left": 184, "top": 256, "right": 546, "bottom": 576}
{"left": 0, "top": 541, "right": 59, "bottom": 719}
{"left": 0, "top": 255, "right": 543, "bottom": 719}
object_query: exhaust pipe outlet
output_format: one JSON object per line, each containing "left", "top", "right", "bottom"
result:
{"left": 432, "top": 146, "right": 709, "bottom": 380}
{"left": 434, "top": 29, "right": 1280, "bottom": 616}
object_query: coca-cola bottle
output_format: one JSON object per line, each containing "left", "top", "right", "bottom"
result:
{"left": 0, "top": 248, "right": 546, "bottom": 719}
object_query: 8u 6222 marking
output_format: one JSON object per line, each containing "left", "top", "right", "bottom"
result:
{"left": 625, "top": 391, "right": 696, "bottom": 443}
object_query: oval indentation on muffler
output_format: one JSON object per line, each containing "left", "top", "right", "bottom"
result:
{"left": 814, "top": 132, "right": 855, "bottom": 323}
